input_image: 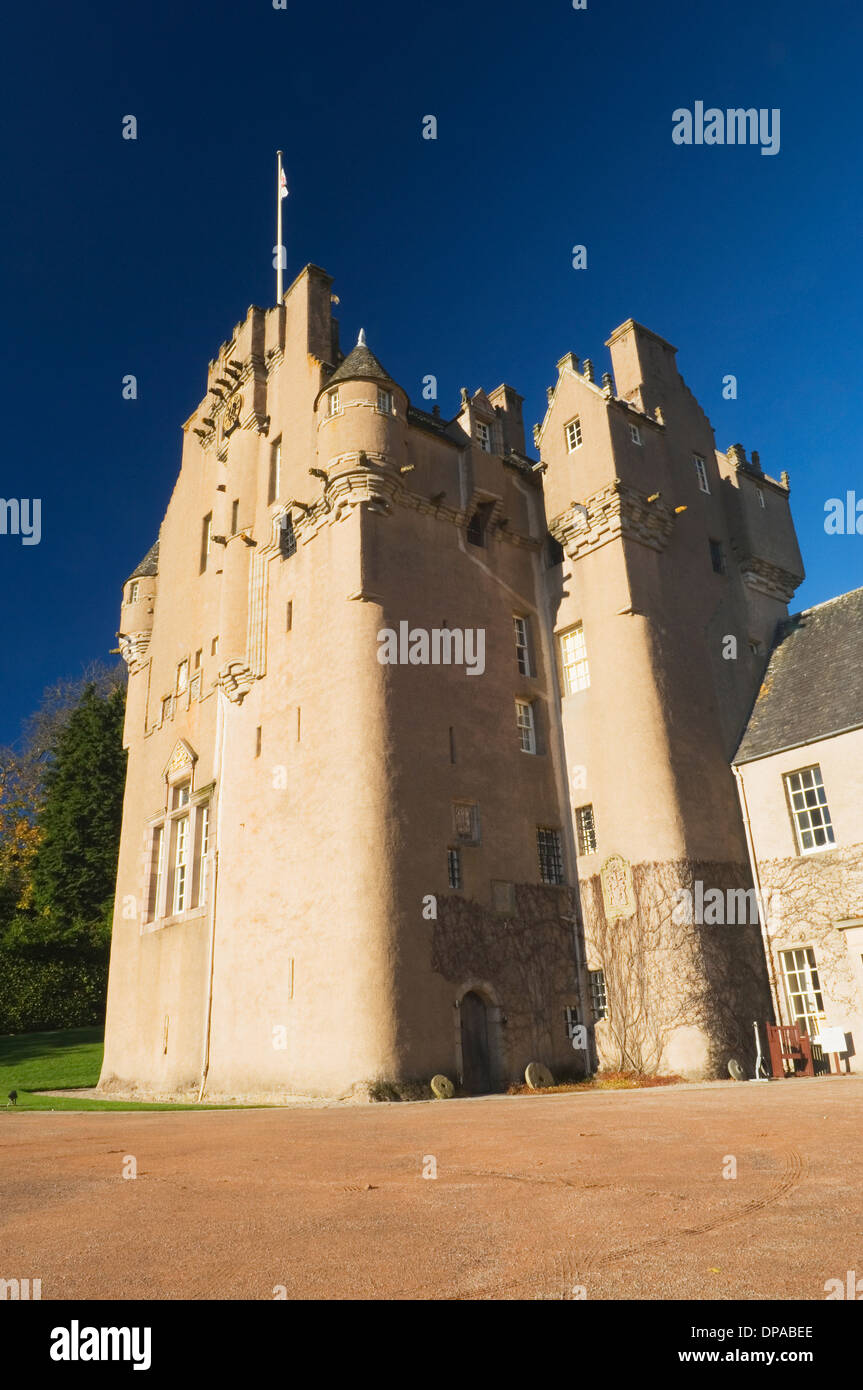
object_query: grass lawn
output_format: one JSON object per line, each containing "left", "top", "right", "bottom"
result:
{"left": 0, "top": 1026, "right": 263, "bottom": 1111}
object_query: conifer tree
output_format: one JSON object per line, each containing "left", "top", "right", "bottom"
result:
{"left": 29, "top": 684, "right": 127, "bottom": 943}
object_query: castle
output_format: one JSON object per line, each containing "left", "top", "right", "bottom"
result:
{"left": 98, "top": 264, "right": 806, "bottom": 1100}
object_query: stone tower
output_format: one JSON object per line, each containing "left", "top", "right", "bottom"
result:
{"left": 539, "top": 323, "right": 804, "bottom": 1074}
{"left": 100, "top": 266, "right": 587, "bottom": 1101}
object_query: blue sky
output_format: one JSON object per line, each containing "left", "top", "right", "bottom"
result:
{"left": 1, "top": 0, "right": 860, "bottom": 743}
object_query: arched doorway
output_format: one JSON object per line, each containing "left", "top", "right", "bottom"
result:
{"left": 460, "top": 991, "right": 492, "bottom": 1095}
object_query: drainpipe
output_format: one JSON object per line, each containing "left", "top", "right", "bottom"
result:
{"left": 732, "top": 763, "right": 784, "bottom": 1029}
{"left": 197, "top": 687, "right": 228, "bottom": 1102}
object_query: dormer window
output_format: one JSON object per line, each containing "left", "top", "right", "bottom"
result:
{"left": 328, "top": 388, "right": 341, "bottom": 417}
{"left": 476, "top": 421, "right": 492, "bottom": 453}
{"left": 377, "top": 389, "right": 393, "bottom": 415}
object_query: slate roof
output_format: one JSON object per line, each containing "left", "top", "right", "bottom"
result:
{"left": 734, "top": 586, "right": 863, "bottom": 764}
{"left": 128, "top": 540, "right": 159, "bottom": 581}
{"left": 325, "top": 339, "right": 397, "bottom": 390}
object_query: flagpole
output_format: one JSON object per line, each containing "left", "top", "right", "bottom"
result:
{"left": 276, "top": 150, "right": 284, "bottom": 305}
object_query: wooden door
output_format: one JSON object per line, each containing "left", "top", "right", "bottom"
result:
{"left": 460, "top": 991, "right": 492, "bottom": 1094}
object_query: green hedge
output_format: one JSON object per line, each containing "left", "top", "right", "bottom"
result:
{"left": 0, "top": 947, "right": 108, "bottom": 1034}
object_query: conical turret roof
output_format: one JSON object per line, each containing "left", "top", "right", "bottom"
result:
{"left": 128, "top": 540, "right": 159, "bottom": 581}
{"left": 325, "top": 329, "right": 398, "bottom": 390}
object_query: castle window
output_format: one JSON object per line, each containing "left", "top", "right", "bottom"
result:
{"left": 286, "top": 601, "right": 293, "bottom": 632}
{"left": 779, "top": 948, "right": 824, "bottom": 1037}
{"left": 176, "top": 660, "right": 189, "bottom": 696}
{"left": 453, "top": 801, "right": 480, "bottom": 844}
{"left": 476, "top": 421, "right": 492, "bottom": 453}
{"left": 231, "top": 499, "right": 240, "bottom": 534}
{"left": 128, "top": 581, "right": 139, "bottom": 604}
{"left": 327, "top": 388, "right": 341, "bottom": 417}
{"left": 146, "top": 826, "right": 164, "bottom": 922}
{"left": 513, "top": 615, "right": 531, "bottom": 676}
{"left": 211, "top": 636, "right": 219, "bottom": 655}
{"left": 709, "top": 539, "right": 726, "bottom": 574}
{"left": 575, "top": 804, "right": 597, "bottom": 855}
{"left": 629, "top": 423, "right": 642, "bottom": 445}
{"left": 447, "top": 848, "right": 462, "bottom": 890}
{"left": 565, "top": 417, "right": 583, "bottom": 452}
{"left": 161, "top": 695, "right": 174, "bottom": 723}
{"left": 693, "top": 454, "right": 710, "bottom": 493}
{"left": 171, "top": 815, "right": 189, "bottom": 914}
{"left": 194, "top": 649, "right": 202, "bottom": 669}
{"left": 785, "top": 766, "right": 835, "bottom": 855}
{"left": 516, "top": 699, "right": 536, "bottom": 754}
{"left": 145, "top": 778, "right": 212, "bottom": 925}
{"left": 268, "top": 439, "right": 282, "bottom": 505}
{"left": 377, "top": 389, "right": 393, "bottom": 415}
{"left": 200, "top": 513, "right": 212, "bottom": 573}
{"left": 589, "top": 969, "right": 608, "bottom": 1021}
{"left": 537, "top": 827, "right": 564, "bottom": 885}
{"left": 279, "top": 513, "right": 297, "bottom": 558}
{"left": 560, "top": 623, "right": 590, "bottom": 694}
{"left": 255, "top": 726, "right": 262, "bottom": 758}
{"left": 757, "top": 487, "right": 765, "bottom": 508}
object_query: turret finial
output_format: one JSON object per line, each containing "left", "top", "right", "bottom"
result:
{"left": 357, "top": 328, "right": 366, "bottom": 347}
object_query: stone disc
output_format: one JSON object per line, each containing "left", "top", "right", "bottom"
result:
{"left": 525, "top": 1062, "right": 554, "bottom": 1090}
{"left": 430, "top": 1074, "right": 455, "bottom": 1099}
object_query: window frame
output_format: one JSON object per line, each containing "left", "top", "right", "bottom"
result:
{"left": 447, "top": 847, "right": 462, "bottom": 891}
{"left": 377, "top": 388, "right": 393, "bottom": 416}
{"left": 513, "top": 615, "right": 531, "bottom": 677}
{"left": 575, "top": 803, "right": 597, "bottom": 855}
{"left": 559, "top": 623, "right": 590, "bottom": 695}
{"left": 589, "top": 969, "right": 608, "bottom": 1021}
{"left": 515, "top": 698, "right": 536, "bottom": 754}
{"left": 476, "top": 420, "right": 492, "bottom": 453}
{"left": 537, "top": 826, "right": 565, "bottom": 885}
{"left": 143, "top": 771, "right": 213, "bottom": 928}
{"left": 778, "top": 946, "right": 825, "bottom": 1037}
{"left": 784, "top": 764, "right": 836, "bottom": 855}
{"left": 565, "top": 417, "right": 583, "bottom": 452}
{"left": 629, "top": 422, "right": 642, "bottom": 446}
{"left": 693, "top": 453, "right": 710, "bottom": 494}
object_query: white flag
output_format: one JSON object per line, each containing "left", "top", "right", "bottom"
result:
{"left": 280, "top": 169, "right": 289, "bottom": 199}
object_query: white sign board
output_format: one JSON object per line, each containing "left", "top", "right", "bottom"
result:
{"left": 814, "top": 1027, "right": 847, "bottom": 1054}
